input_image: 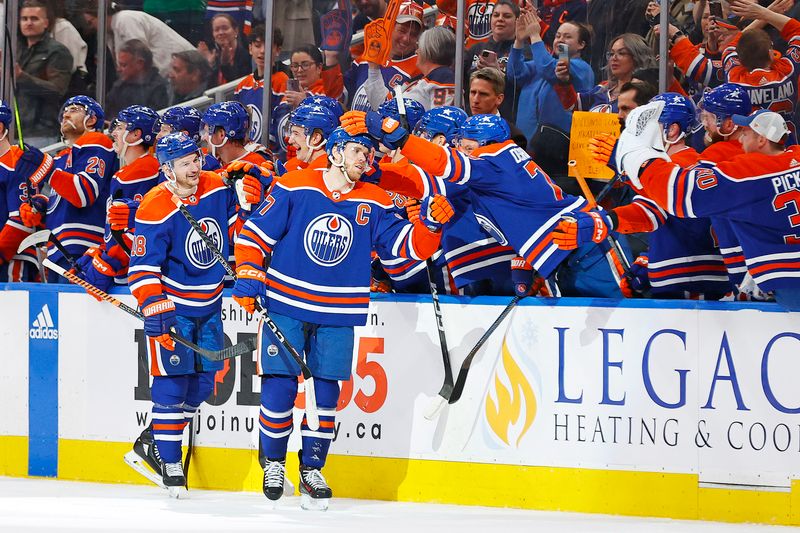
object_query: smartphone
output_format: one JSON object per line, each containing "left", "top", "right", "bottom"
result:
{"left": 709, "top": 0, "right": 724, "bottom": 21}
{"left": 557, "top": 43, "right": 570, "bottom": 63}
{"left": 287, "top": 79, "right": 301, "bottom": 92}
{"left": 481, "top": 50, "right": 498, "bottom": 65}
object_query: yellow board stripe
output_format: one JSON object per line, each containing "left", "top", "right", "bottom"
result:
{"left": 1, "top": 436, "right": 797, "bottom": 525}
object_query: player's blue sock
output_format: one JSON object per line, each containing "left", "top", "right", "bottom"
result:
{"left": 300, "top": 378, "right": 339, "bottom": 469}
{"left": 260, "top": 374, "right": 298, "bottom": 461}
{"left": 151, "top": 404, "right": 185, "bottom": 463}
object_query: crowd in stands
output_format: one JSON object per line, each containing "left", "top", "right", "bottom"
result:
{"left": 5, "top": 0, "right": 800, "bottom": 307}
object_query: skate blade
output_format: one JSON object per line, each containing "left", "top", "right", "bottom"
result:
{"left": 300, "top": 493, "right": 329, "bottom": 511}
{"left": 168, "top": 486, "right": 189, "bottom": 499}
{"left": 123, "top": 451, "right": 165, "bottom": 489}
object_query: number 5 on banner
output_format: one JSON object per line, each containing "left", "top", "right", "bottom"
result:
{"left": 338, "top": 337, "right": 388, "bottom": 413}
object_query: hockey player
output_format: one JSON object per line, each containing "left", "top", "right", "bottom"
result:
{"left": 232, "top": 127, "right": 453, "bottom": 509}
{"left": 553, "top": 93, "right": 733, "bottom": 299}
{"left": 75, "top": 105, "right": 161, "bottom": 293}
{"left": 341, "top": 110, "right": 629, "bottom": 297}
{"left": 617, "top": 104, "right": 800, "bottom": 309}
{"left": 202, "top": 101, "right": 271, "bottom": 168}
{"left": 154, "top": 106, "right": 221, "bottom": 171}
{"left": 0, "top": 100, "right": 54, "bottom": 281}
{"left": 124, "top": 132, "right": 236, "bottom": 497}
{"left": 18, "top": 95, "right": 118, "bottom": 282}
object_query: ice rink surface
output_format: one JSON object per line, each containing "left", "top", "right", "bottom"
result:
{"left": 1, "top": 477, "right": 797, "bottom": 533}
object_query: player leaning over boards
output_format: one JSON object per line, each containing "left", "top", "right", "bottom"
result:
{"left": 124, "top": 133, "right": 238, "bottom": 498}
{"left": 232, "top": 127, "right": 454, "bottom": 510}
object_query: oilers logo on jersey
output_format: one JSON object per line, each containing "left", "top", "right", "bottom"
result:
{"left": 303, "top": 213, "right": 353, "bottom": 267}
{"left": 185, "top": 217, "right": 224, "bottom": 269}
{"left": 468, "top": 2, "right": 493, "bottom": 41}
{"left": 247, "top": 104, "right": 263, "bottom": 143}
{"left": 474, "top": 213, "right": 509, "bottom": 246}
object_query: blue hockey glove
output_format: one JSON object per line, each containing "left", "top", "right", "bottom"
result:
{"left": 17, "top": 144, "right": 55, "bottom": 187}
{"left": 341, "top": 110, "right": 409, "bottom": 150}
{"left": 510, "top": 256, "right": 534, "bottom": 297}
{"left": 621, "top": 254, "right": 649, "bottom": 297}
{"left": 552, "top": 210, "right": 614, "bottom": 250}
{"left": 141, "top": 294, "right": 177, "bottom": 350}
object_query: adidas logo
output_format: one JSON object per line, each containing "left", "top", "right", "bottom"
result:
{"left": 791, "top": 159, "right": 800, "bottom": 167}
{"left": 29, "top": 304, "right": 58, "bottom": 340}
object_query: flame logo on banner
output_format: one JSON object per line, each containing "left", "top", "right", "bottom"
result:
{"left": 484, "top": 336, "right": 536, "bottom": 447}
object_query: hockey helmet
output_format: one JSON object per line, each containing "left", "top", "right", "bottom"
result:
{"left": 156, "top": 132, "right": 201, "bottom": 166}
{"left": 699, "top": 83, "right": 752, "bottom": 120}
{"left": 326, "top": 127, "right": 375, "bottom": 161}
{"left": 0, "top": 100, "right": 11, "bottom": 129}
{"left": 60, "top": 95, "right": 105, "bottom": 130}
{"left": 460, "top": 114, "right": 511, "bottom": 146}
{"left": 202, "top": 101, "right": 250, "bottom": 141}
{"left": 651, "top": 93, "right": 697, "bottom": 133}
{"left": 378, "top": 98, "right": 426, "bottom": 131}
{"left": 289, "top": 104, "right": 338, "bottom": 140}
{"left": 116, "top": 105, "right": 159, "bottom": 146}
{"left": 157, "top": 106, "right": 203, "bottom": 143}
{"left": 414, "top": 106, "right": 468, "bottom": 145}
{"left": 300, "top": 95, "right": 344, "bottom": 120}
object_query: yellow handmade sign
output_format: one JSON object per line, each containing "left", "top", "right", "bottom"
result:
{"left": 567, "top": 111, "right": 621, "bottom": 181}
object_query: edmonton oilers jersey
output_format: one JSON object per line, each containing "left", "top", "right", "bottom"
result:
{"left": 238, "top": 167, "right": 437, "bottom": 326}
{"left": 45, "top": 132, "right": 118, "bottom": 263}
{"left": 401, "top": 137, "right": 589, "bottom": 278}
{"left": 344, "top": 56, "right": 421, "bottom": 112}
{"left": 129, "top": 172, "right": 238, "bottom": 317}
{"left": 639, "top": 145, "right": 800, "bottom": 292}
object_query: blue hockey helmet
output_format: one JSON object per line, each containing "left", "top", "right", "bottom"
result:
{"left": 378, "top": 98, "right": 425, "bottom": 131}
{"left": 116, "top": 105, "right": 159, "bottom": 146}
{"left": 651, "top": 93, "right": 697, "bottom": 133}
{"left": 699, "top": 83, "right": 752, "bottom": 120}
{"left": 300, "top": 95, "right": 344, "bottom": 120}
{"left": 289, "top": 104, "right": 338, "bottom": 140}
{"left": 156, "top": 106, "right": 203, "bottom": 143}
{"left": 414, "top": 106, "right": 468, "bottom": 145}
{"left": 156, "top": 132, "right": 201, "bottom": 166}
{"left": 60, "top": 95, "right": 105, "bottom": 130}
{"left": 460, "top": 114, "right": 510, "bottom": 146}
{"left": 202, "top": 101, "right": 250, "bottom": 141}
{"left": 326, "top": 127, "right": 375, "bottom": 161}
{"left": 0, "top": 100, "right": 11, "bottom": 129}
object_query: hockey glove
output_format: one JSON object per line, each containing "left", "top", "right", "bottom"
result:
{"left": 552, "top": 210, "right": 614, "bottom": 250}
{"left": 588, "top": 132, "right": 618, "bottom": 166}
{"left": 417, "top": 194, "right": 455, "bottom": 232}
{"left": 17, "top": 144, "right": 55, "bottom": 188}
{"left": 19, "top": 194, "right": 49, "bottom": 228}
{"left": 141, "top": 294, "right": 177, "bottom": 351}
{"left": 108, "top": 199, "right": 139, "bottom": 231}
{"left": 619, "top": 254, "right": 648, "bottom": 298}
{"left": 233, "top": 262, "right": 267, "bottom": 314}
{"left": 81, "top": 249, "right": 124, "bottom": 300}
{"left": 340, "top": 110, "right": 409, "bottom": 150}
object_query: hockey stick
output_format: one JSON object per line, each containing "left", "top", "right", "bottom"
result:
{"left": 183, "top": 417, "right": 193, "bottom": 489}
{"left": 447, "top": 295, "right": 521, "bottom": 404}
{"left": 568, "top": 160, "right": 632, "bottom": 276}
{"left": 393, "top": 87, "right": 455, "bottom": 419}
{"left": 167, "top": 193, "right": 320, "bottom": 431}
{"left": 594, "top": 173, "right": 620, "bottom": 205}
{"left": 18, "top": 229, "right": 84, "bottom": 273}
{"left": 42, "top": 257, "right": 256, "bottom": 360}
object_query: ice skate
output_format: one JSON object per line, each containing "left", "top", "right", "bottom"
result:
{"left": 298, "top": 453, "right": 332, "bottom": 511}
{"left": 123, "top": 426, "right": 165, "bottom": 488}
{"left": 162, "top": 461, "right": 188, "bottom": 499}
{"left": 260, "top": 454, "right": 295, "bottom": 496}
{"left": 263, "top": 459, "right": 288, "bottom": 501}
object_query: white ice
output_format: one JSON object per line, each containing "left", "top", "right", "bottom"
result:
{"left": 0, "top": 477, "right": 795, "bottom": 533}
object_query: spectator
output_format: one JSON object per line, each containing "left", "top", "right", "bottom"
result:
{"left": 280, "top": 44, "right": 343, "bottom": 107}
{"left": 539, "top": 0, "right": 588, "bottom": 46}
{"left": 105, "top": 4, "right": 195, "bottom": 78}
{"left": 273, "top": 0, "right": 314, "bottom": 52}
{"left": 463, "top": 0, "right": 527, "bottom": 120}
{"left": 436, "top": 0, "right": 497, "bottom": 49}
{"left": 205, "top": 0, "right": 255, "bottom": 37}
{"left": 167, "top": 50, "right": 211, "bottom": 106}
{"left": 555, "top": 33, "right": 655, "bottom": 113}
{"left": 353, "top": 0, "right": 387, "bottom": 32}
{"left": 344, "top": 0, "right": 423, "bottom": 111}
{"left": 617, "top": 79, "right": 658, "bottom": 126}
{"left": 403, "top": 26, "right": 456, "bottom": 109}
{"left": 52, "top": 3, "right": 88, "bottom": 77}
{"left": 143, "top": 0, "right": 206, "bottom": 45}
{"left": 234, "top": 24, "right": 290, "bottom": 144}
{"left": 199, "top": 13, "right": 253, "bottom": 85}
{"left": 587, "top": 0, "right": 650, "bottom": 80}
{"left": 105, "top": 39, "right": 169, "bottom": 118}
{"left": 507, "top": 9, "right": 594, "bottom": 176}
{"left": 17, "top": 0, "right": 73, "bottom": 146}
{"left": 468, "top": 68, "right": 528, "bottom": 149}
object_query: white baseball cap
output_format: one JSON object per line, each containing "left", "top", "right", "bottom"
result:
{"left": 732, "top": 109, "right": 789, "bottom": 142}
{"left": 397, "top": 1, "right": 424, "bottom": 26}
